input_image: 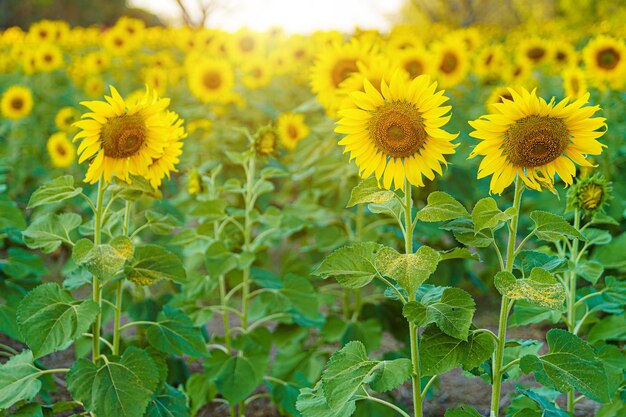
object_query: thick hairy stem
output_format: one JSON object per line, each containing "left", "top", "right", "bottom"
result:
{"left": 92, "top": 178, "right": 106, "bottom": 363}
{"left": 567, "top": 208, "right": 581, "bottom": 414}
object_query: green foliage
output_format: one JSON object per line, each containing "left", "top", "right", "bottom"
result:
{"left": 471, "top": 197, "right": 511, "bottom": 232}
{"left": 67, "top": 347, "right": 160, "bottom": 417}
{"left": 73, "top": 237, "right": 134, "bottom": 282}
{"left": 530, "top": 211, "right": 585, "bottom": 242}
{"left": 403, "top": 287, "right": 475, "bottom": 340}
{"left": 27, "top": 176, "right": 83, "bottom": 209}
{"left": 124, "top": 244, "right": 187, "bottom": 285}
{"left": 346, "top": 177, "right": 394, "bottom": 207}
{"left": 23, "top": 213, "right": 82, "bottom": 253}
{"left": 0, "top": 350, "right": 42, "bottom": 408}
{"left": 494, "top": 268, "right": 565, "bottom": 309}
{"left": 415, "top": 191, "right": 469, "bottom": 222}
{"left": 520, "top": 329, "right": 610, "bottom": 403}
{"left": 376, "top": 245, "right": 440, "bottom": 297}
{"left": 146, "top": 306, "right": 208, "bottom": 357}
{"left": 215, "top": 356, "right": 262, "bottom": 404}
{"left": 17, "top": 283, "right": 99, "bottom": 358}
{"left": 314, "top": 242, "right": 382, "bottom": 289}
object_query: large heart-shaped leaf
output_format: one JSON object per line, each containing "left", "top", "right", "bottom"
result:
{"left": 0, "top": 350, "right": 42, "bottom": 408}
{"left": 22, "top": 213, "right": 82, "bottom": 253}
{"left": 146, "top": 306, "right": 208, "bottom": 357}
{"left": 124, "top": 244, "right": 186, "bottom": 285}
{"left": 494, "top": 268, "right": 565, "bottom": 310}
{"left": 27, "top": 176, "right": 82, "bottom": 209}
{"left": 376, "top": 245, "right": 440, "bottom": 297}
{"left": 415, "top": 192, "right": 469, "bottom": 222}
{"left": 314, "top": 242, "right": 383, "bottom": 289}
{"left": 346, "top": 177, "right": 394, "bottom": 208}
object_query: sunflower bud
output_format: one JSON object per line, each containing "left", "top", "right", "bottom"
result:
{"left": 187, "top": 169, "right": 203, "bottom": 195}
{"left": 567, "top": 174, "right": 612, "bottom": 218}
{"left": 253, "top": 125, "right": 278, "bottom": 156}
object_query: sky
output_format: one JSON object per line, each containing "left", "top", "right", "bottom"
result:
{"left": 129, "top": 0, "right": 403, "bottom": 33}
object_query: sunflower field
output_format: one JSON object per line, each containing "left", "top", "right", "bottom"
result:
{"left": 1, "top": 1, "right": 625, "bottom": 416}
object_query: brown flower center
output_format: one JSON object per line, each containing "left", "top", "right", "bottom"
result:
{"left": 404, "top": 59, "right": 424, "bottom": 78}
{"left": 10, "top": 97, "right": 24, "bottom": 110}
{"left": 439, "top": 52, "right": 458, "bottom": 74}
{"left": 101, "top": 113, "right": 146, "bottom": 159}
{"left": 288, "top": 125, "right": 298, "bottom": 139}
{"left": 331, "top": 58, "right": 358, "bottom": 87}
{"left": 56, "top": 144, "right": 67, "bottom": 156}
{"left": 369, "top": 102, "right": 427, "bottom": 158}
{"left": 239, "top": 36, "right": 255, "bottom": 52}
{"left": 203, "top": 71, "right": 222, "bottom": 89}
{"left": 527, "top": 47, "right": 546, "bottom": 62}
{"left": 596, "top": 47, "right": 620, "bottom": 70}
{"left": 504, "top": 115, "right": 570, "bottom": 167}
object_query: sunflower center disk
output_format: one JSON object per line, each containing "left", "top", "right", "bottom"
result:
{"left": 203, "top": 71, "right": 222, "bottom": 89}
{"left": 331, "top": 59, "right": 358, "bottom": 87}
{"left": 504, "top": 115, "right": 570, "bottom": 167}
{"left": 596, "top": 47, "right": 620, "bottom": 69}
{"left": 101, "top": 113, "right": 147, "bottom": 159}
{"left": 440, "top": 52, "right": 458, "bottom": 74}
{"left": 369, "top": 102, "right": 427, "bottom": 158}
{"left": 11, "top": 97, "right": 24, "bottom": 110}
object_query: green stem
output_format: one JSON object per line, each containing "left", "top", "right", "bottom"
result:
{"left": 490, "top": 176, "right": 524, "bottom": 417}
{"left": 92, "top": 178, "right": 106, "bottom": 363}
{"left": 567, "top": 209, "right": 581, "bottom": 415}
{"left": 219, "top": 275, "right": 232, "bottom": 352}
{"left": 402, "top": 179, "right": 422, "bottom": 417}
{"left": 0, "top": 343, "right": 18, "bottom": 355}
{"left": 112, "top": 201, "right": 132, "bottom": 356}
{"left": 241, "top": 152, "right": 256, "bottom": 331}
{"left": 354, "top": 395, "right": 412, "bottom": 417}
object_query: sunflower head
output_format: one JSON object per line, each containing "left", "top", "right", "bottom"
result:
{"left": 566, "top": 174, "right": 612, "bottom": 218}
{"left": 74, "top": 85, "right": 184, "bottom": 185}
{"left": 254, "top": 125, "right": 279, "bottom": 156}
{"left": 336, "top": 71, "right": 458, "bottom": 191}
{"left": 1, "top": 85, "right": 34, "bottom": 120}
{"left": 47, "top": 132, "right": 76, "bottom": 168}
{"left": 277, "top": 113, "right": 310, "bottom": 151}
{"left": 469, "top": 88, "right": 607, "bottom": 194}
{"left": 188, "top": 169, "right": 204, "bottom": 196}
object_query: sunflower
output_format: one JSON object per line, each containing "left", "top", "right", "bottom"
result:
{"left": 486, "top": 86, "right": 515, "bottom": 113}
{"left": 551, "top": 42, "right": 577, "bottom": 70}
{"left": 277, "top": 113, "right": 310, "bottom": 151}
{"left": 143, "top": 66, "right": 168, "bottom": 96}
{"left": 518, "top": 38, "right": 551, "bottom": 66}
{"left": 583, "top": 35, "right": 626, "bottom": 88}
{"left": 145, "top": 110, "right": 186, "bottom": 189}
{"left": 393, "top": 47, "right": 433, "bottom": 80}
{"left": 47, "top": 132, "right": 76, "bottom": 168}
{"left": 336, "top": 72, "right": 458, "bottom": 191}
{"left": 432, "top": 39, "right": 468, "bottom": 88}
{"left": 1, "top": 85, "right": 33, "bottom": 120}
{"left": 473, "top": 45, "right": 506, "bottom": 81}
{"left": 35, "top": 44, "right": 64, "bottom": 72}
{"left": 469, "top": 88, "right": 606, "bottom": 194}
{"left": 187, "top": 58, "right": 236, "bottom": 104}
{"left": 103, "top": 27, "right": 135, "bottom": 56}
{"left": 73, "top": 86, "right": 179, "bottom": 184}
{"left": 84, "top": 76, "right": 105, "bottom": 98}
{"left": 55, "top": 106, "right": 80, "bottom": 131}
{"left": 241, "top": 59, "right": 273, "bottom": 90}
{"left": 230, "top": 29, "right": 265, "bottom": 62}
{"left": 311, "top": 38, "right": 375, "bottom": 115}
{"left": 254, "top": 125, "right": 279, "bottom": 156}
{"left": 562, "top": 67, "right": 588, "bottom": 99}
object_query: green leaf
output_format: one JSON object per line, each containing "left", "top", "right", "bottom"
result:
{"left": 594, "top": 233, "right": 626, "bottom": 270}
{"left": 73, "top": 237, "right": 134, "bottom": 281}
{"left": 519, "top": 329, "right": 610, "bottom": 403}
{"left": 588, "top": 315, "right": 626, "bottom": 343}
{"left": 296, "top": 381, "right": 356, "bottom": 417}
{"left": 186, "top": 374, "right": 216, "bottom": 416}
{"left": 369, "top": 358, "right": 412, "bottom": 392}
{"left": 111, "top": 175, "right": 161, "bottom": 201}
{"left": 313, "top": 242, "right": 383, "bottom": 289}
{"left": 27, "top": 176, "right": 83, "bottom": 209}
{"left": 346, "top": 177, "right": 394, "bottom": 208}
{"left": 575, "top": 260, "right": 603, "bottom": 284}
{"left": 444, "top": 406, "right": 483, "bottom": 417}
{"left": 190, "top": 199, "right": 227, "bottom": 221}
{"left": 341, "top": 319, "right": 382, "bottom": 353}
{"left": 1, "top": 247, "right": 46, "bottom": 279}
{"left": 368, "top": 198, "right": 403, "bottom": 220}
{"left": 17, "top": 283, "right": 99, "bottom": 358}
{"left": 530, "top": 211, "right": 585, "bottom": 243}
{"left": 145, "top": 211, "right": 182, "bottom": 235}
{"left": 67, "top": 347, "right": 159, "bottom": 417}
{"left": 517, "top": 388, "right": 570, "bottom": 417}
{"left": 322, "top": 341, "right": 377, "bottom": 408}
{"left": 441, "top": 218, "right": 494, "bottom": 248}
{"left": 145, "top": 384, "right": 189, "bottom": 417}
{"left": 124, "top": 245, "right": 186, "bottom": 285}
{"left": 513, "top": 251, "right": 567, "bottom": 277}
{"left": 471, "top": 197, "right": 510, "bottom": 232}
{"left": 376, "top": 245, "right": 440, "bottom": 297}
{"left": 215, "top": 356, "right": 261, "bottom": 404}
{"left": 494, "top": 268, "right": 565, "bottom": 310}
{"left": 420, "top": 326, "right": 494, "bottom": 376}
{"left": 0, "top": 198, "right": 27, "bottom": 231}
{"left": 0, "top": 350, "right": 42, "bottom": 408}
{"left": 510, "top": 301, "right": 561, "bottom": 327}
{"left": 146, "top": 306, "right": 208, "bottom": 357}
{"left": 415, "top": 191, "right": 469, "bottom": 222}
{"left": 403, "top": 287, "right": 475, "bottom": 340}
{"left": 23, "top": 213, "right": 82, "bottom": 253}
{"left": 438, "top": 248, "right": 480, "bottom": 261}
{"left": 582, "top": 228, "right": 612, "bottom": 246}
{"left": 280, "top": 274, "right": 320, "bottom": 324}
